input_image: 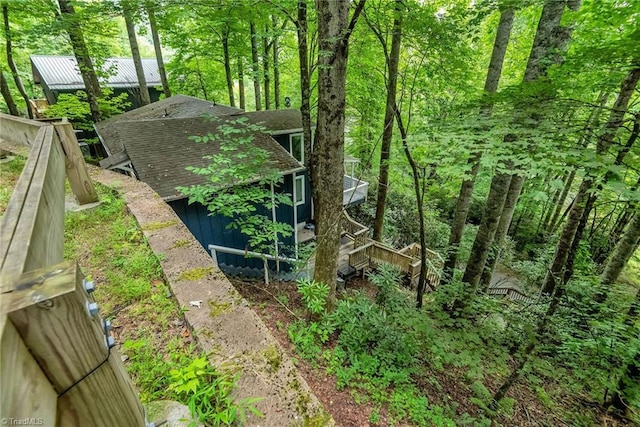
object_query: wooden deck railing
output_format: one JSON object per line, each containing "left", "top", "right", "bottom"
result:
{"left": 341, "top": 211, "right": 444, "bottom": 289}
{"left": 341, "top": 210, "right": 369, "bottom": 269}
{"left": 0, "top": 113, "right": 147, "bottom": 426}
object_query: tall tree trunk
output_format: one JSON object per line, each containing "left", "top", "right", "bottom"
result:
{"left": 442, "top": 7, "right": 514, "bottom": 281}
{"left": 394, "top": 104, "right": 429, "bottom": 308}
{"left": 297, "top": 0, "right": 314, "bottom": 221}
{"left": 480, "top": 174, "right": 525, "bottom": 288}
{"left": 272, "top": 15, "right": 280, "bottom": 109}
{"left": 540, "top": 177, "right": 563, "bottom": 233}
{"left": 461, "top": 166, "right": 513, "bottom": 290}
{"left": 57, "top": 0, "right": 102, "bottom": 123}
{"left": 549, "top": 169, "right": 576, "bottom": 233}
{"left": 250, "top": 22, "right": 262, "bottom": 111}
{"left": 263, "top": 24, "right": 271, "bottom": 110}
{"left": 372, "top": 0, "right": 403, "bottom": 242}
{"left": 565, "top": 113, "right": 639, "bottom": 281}
{"left": 464, "top": 0, "right": 579, "bottom": 294}
{"left": 548, "top": 92, "right": 609, "bottom": 234}
{"left": 237, "top": 58, "right": 245, "bottom": 110}
{"left": 123, "top": 1, "right": 150, "bottom": 106}
{"left": 313, "top": 0, "right": 364, "bottom": 303}
{"left": 222, "top": 25, "right": 235, "bottom": 107}
{"left": 0, "top": 71, "right": 19, "bottom": 116}
{"left": 2, "top": 2, "right": 31, "bottom": 118}
{"left": 195, "top": 57, "right": 208, "bottom": 100}
{"left": 543, "top": 65, "right": 640, "bottom": 295}
{"left": 595, "top": 210, "right": 640, "bottom": 302}
{"left": 146, "top": 4, "right": 171, "bottom": 98}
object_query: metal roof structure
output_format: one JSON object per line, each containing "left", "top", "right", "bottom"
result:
{"left": 30, "top": 55, "right": 161, "bottom": 90}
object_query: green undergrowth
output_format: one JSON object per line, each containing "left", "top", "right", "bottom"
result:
{"left": 1, "top": 158, "right": 258, "bottom": 425}
{"left": 0, "top": 155, "right": 26, "bottom": 214}
{"left": 287, "top": 265, "right": 638, "bottom": 426}
{"left": 63, "top": 183, "right": 260, "bottom": 425}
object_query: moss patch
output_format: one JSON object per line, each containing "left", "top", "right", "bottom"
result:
{"left": 177, "top": 267, "right": 212, "bottom": 281}
{"left": 209, "top": 299, "right": 232, "bottom": 317}
{"left": 172, "top": 239, "right": 190, "bottom": 248}
{"left": 142, "top": 220, "right": 178, "bottom": 231}
{"left": 262, "top": 344, "right": 282, "bottom": 373}
{"left": 302, "top": 409, "right": 332, "bottom": 427}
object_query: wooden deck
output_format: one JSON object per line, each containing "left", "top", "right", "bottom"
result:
{"left": 300, "top": 211, "right": 444, "bottom": 289}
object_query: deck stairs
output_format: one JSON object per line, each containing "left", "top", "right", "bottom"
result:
{"left": 340, "top": 210, "right": 444, "bottom": 289}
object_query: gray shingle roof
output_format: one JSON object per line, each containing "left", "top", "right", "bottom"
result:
{"left": 96, "top": 95, "right": 243, "bottom": 155}
{"left": 228, "top": 109, "right": 303, "bottom": 134}
{"left": 106, "top": 117, "right": 304, "bottom": 201}
{"left": 30, "top": 55, "right": 162, "bottom": 90}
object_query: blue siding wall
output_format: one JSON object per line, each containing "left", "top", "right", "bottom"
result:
{"left": 169, "top": 182, "right": 296, "bottom": 270}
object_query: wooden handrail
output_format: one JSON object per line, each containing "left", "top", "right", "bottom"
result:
{"left": 0, "top": 114, "right": 144, "bottom": 426}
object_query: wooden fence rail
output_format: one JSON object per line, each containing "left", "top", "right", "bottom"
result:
{"left": 0, "top": 113, "right": 147, "bottom": 427}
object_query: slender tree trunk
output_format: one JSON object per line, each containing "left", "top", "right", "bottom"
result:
{"left": 250, "top": 22, "right": 262, "bottom": 111}
{"left": 543, "top": 65, "right": 640, "bottom": 295}
{"left": 273, "top": 15, "right": 280, "bottom": 109}
{"left": 195, "top": 57, "right": 208, "bottom": 100}
{"left": 394, "top": 104, "right": 429, "bottom": 308}
{"left": 146, "top": 4, "right": 170, "bottom": 98}
{"left": 549, "top": 169, "right": 576, "bottom": 233}
{"left": 372, "top": 0, "right": 403, "bottom": 241}
{"left": 2, "top": 3, "right": 31, "bottom": 118}
{"left": 480, "top": 174, "right": 525, "bottom": 288}
{"left": 0, "top": 71, "right": 19, "bottom": 116}
{"left": 566, "top": 113, "right": 639, "bottom": 280}
{"left": 313, "top": 0, "right": 364, "bottom": 303}
{"left": 549, "top": 93, "right": 609, "bottom": 235}
{"left": 123, "top": 1, "right": 150, "bottom": 106}
{"left": 487, "top": 0, "right": 580, "bottom": 263}
{"left": 297, "top": 0, "right": 314, "bottom": 219}
{"left": 595, "top": 211, "right": 640, "bottom": 302}
{"left": 57, "top": 0, "right": 102, "bottom": 122}
{"left": 237, "top": 58, "right": 245, "bottom": 110}
{"left": 263, "top": 24, "right": 271, "bottom": 110}
{"left": 222, "top": 26, "right": 235, "bottom": 107}
{"left": 461, "top": 166, "right": 513, "bottom": 290}
{"left": 540, "top": 178, "right": 562, "bottom": 233}
{"left": 442, "top": 8, "right": 514, "bottom": 281}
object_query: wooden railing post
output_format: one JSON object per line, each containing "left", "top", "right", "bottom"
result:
{"left": 53, "top": 122, "right": 99, "bottom": 205}
{"left": 5, "top": 262, "right": 146, "bottom": 427}
{"left": 0, "top": 317, "right": 57, "bottom": 425}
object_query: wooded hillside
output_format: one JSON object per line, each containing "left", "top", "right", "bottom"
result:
{"left": 1, "top": 0, "right": 639, "bottom": 425}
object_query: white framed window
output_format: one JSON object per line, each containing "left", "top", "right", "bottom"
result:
{"left": 295, "top": 175, "right": 305, "bottom": 206}
{"left": 289, "top": 133, "right": 303, "bottom": 163}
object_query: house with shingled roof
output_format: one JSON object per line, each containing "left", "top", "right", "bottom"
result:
{"left": 96, "top": 95, "right": 368, "bottom": 274}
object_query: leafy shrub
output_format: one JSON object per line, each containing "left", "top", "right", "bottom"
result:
{"left": 168, "top": 357, "right": 262, "bottom": 426}
{"left": 296, "top": 278, "right": 330, "bottom": 319}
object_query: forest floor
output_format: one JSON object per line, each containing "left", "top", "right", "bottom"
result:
{"left": 232, "top": 275, "right": 634, "bottom": 427}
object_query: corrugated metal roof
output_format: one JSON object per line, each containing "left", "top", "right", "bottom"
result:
{"left": 30, "top": 55, "right": 161, "bottom": 90}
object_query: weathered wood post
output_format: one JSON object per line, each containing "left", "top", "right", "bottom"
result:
{"left": 5, "top": 262, "right": 146, "bottom": 427}
{"left": 0, "top": 114, "right": 148, "bottom": 427}
{"left": 53, "top": 122, "right": 99, "bottom": 205}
